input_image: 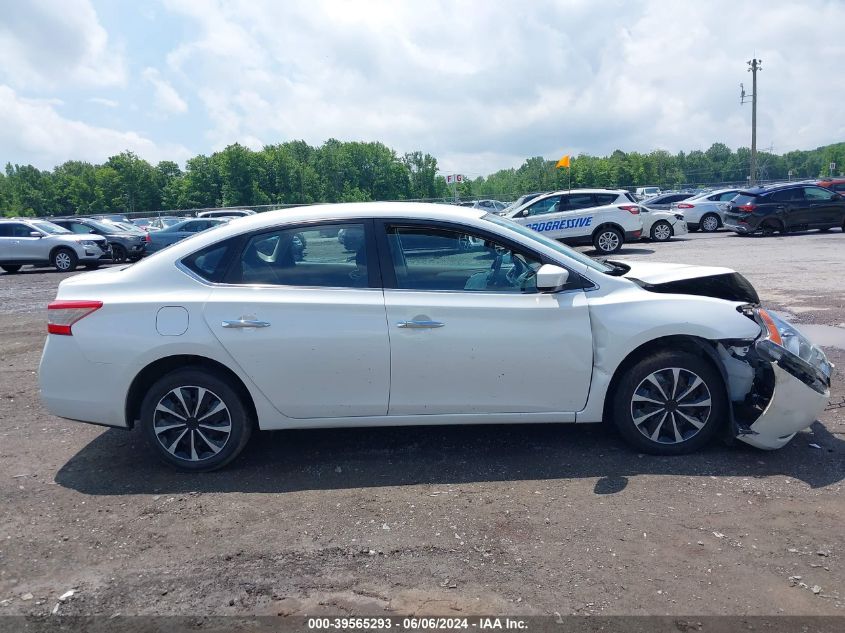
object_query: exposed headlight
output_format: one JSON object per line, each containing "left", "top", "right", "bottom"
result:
{"left": 80, "top": 240, "right": 99, "bottom": 247}
{"left": 756, "top": 308, "right": 832, "bottom": 389}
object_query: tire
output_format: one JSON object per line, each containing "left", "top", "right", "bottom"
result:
{"left": 760, "top": 220, "right": 781, "bottom": 237}
{"left": 51, "top": 248, "right": 78, "bottom": 272}
{"left": 612, "top": 349, "right": 726, "bottom": 455}
{"left": 649, "top": 220, "right": 673, "bottom": 242}
{"left": 140, "top": 368, "right": 253, "bottom": 472}
{"left": 111, "top": 244, "right": 127, "bottom": 264}
{"left": 1, "top": 265, "right": 21, "bottom": 273}
{"left": 687, "top": 225, "right": 699, "bottom": 233}
{"left": 700, "top": 214, "right": 720, "bottom": 233}
{"left": 592, "top": 227, "right": 623, "bottom": 254}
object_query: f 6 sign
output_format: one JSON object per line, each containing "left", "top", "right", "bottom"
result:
{"left": 445, "top": 174, "right": 464, "bottom": 184}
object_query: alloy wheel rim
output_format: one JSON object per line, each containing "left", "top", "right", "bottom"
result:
{"left": 702, "top": 216, "right": 718, "bottom": 231}
{"left": 598, "top": 231, "right": 619, "bottom": 252}
{"left": 55, "top": 252, "right": 71, "bottom": 270}
{"left": 653, "top": 223, "right": 672, "bottom": 241}
{"left": 630, "top": 367, "right": 712, "bottom": 444}
{"left": 153, "top": 386, "right": 232, "bottom": 461}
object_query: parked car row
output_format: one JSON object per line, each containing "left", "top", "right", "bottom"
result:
{"left": 0, "top": 214, "right": 231, "bottom": 273}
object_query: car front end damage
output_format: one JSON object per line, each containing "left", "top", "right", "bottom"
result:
{"left": 717, "top": 307, "right": 832, "bottom": 450}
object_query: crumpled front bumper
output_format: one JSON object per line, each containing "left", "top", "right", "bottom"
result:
{"left": 734, "top": 339, "right": 831, "bottom": 450}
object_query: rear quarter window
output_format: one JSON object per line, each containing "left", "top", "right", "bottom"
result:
{"left": 181, "top": 238, "right": 238, "bottom": 283}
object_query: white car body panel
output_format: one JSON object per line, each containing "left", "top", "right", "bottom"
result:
{"left": 38, "top": 202, "right": 831, "bottom": 452}
{"left": 203, "top": 285, "right": 390, "bottom": 418}
{"left": 384, "top": 288, "right": 592, "bottom": 415}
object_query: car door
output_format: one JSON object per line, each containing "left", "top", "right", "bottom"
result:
{"left": 802, "top": 186, "right": 840, "bottom": 226}
{"left": 775, "top": 187, "right": 809, "bottom": 228}
{"left": 377, "top": 220, "right": 593, "bottom": 416}
{"left": 202, "top": 220, "right": 390, "bottom": 419}
{"left": 0, "top": 223, "right": 41, "bottom": 261}
{"left": 511, "top": 195, "right": 562, "bottom": 234}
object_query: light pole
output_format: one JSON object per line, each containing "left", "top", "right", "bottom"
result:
{"left": 744, "top": 58, "right": 762, "bottom": 186}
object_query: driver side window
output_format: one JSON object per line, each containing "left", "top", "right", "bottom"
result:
{"left": 385, "top": 225, "right": 543, "bottom": 293}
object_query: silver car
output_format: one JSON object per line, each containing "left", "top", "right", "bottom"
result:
{"left": 0, "top": 219, "right": 109, "bottom": 272}
{"left": 671, "top": 188, "right": 742, "bottom": 232}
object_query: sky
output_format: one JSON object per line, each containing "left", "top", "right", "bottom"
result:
{"left": 1, "top": 0, "right": 843, "bottom": 178}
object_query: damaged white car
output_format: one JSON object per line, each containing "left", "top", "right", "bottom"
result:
{"left": 39, "top": 203, "right": 832, "bottom": 471}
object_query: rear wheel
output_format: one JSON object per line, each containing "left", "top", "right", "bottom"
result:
{"left": 592, "top": 227, "right": 623, "bottom": 254}
{"left": 760, "top": 220, "right": 782, "bottom": 237}
{"left": 140, "top": 368, "right": 253, "bottom": 472}
{"left": 700, "top": 214, "right": 720, "bottom": 232}
{"left": 52, "top": 248, "right": 78, "bottom": 272}
{"left": 650, "top": 220, "right": 673, "bottom": 242}
{"left": 613, "top": 350, "right": 726, "bottom": 455}
{"left": 1, "top": 265, "right": 21, "bottom": 273}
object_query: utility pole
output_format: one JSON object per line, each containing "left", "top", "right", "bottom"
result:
{"left": 742, "top": 58, "right": 762, "bottom": 186}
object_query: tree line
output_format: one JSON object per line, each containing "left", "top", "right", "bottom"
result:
{"left": 2, "top": 139, "right": 843, "bottom": 217}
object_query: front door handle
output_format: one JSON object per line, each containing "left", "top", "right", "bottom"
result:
{"left": 222, "top": 319, "right": 271, "bottom": 329}
{"left": 397, "top": 320, "right": 445, "bottom": 329}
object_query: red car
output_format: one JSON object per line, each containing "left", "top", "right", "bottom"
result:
{"left": 817, "top": 178, "right": 845, "bottom": 195}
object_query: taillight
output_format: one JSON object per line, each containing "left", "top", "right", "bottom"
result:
{"left": 676, "top": 203, "right": 695, "bottom": 209}
{"left": 144, "top": 232, "right": 151, "bottom": 242}
{"left": 618, "top": 205, "right": 640, "bottom": 214}
{"left": 47, "top": 301, "right": 103, "bottom": 335}
{"left": 736, "top": 204, "right": 756, "bottom": 213}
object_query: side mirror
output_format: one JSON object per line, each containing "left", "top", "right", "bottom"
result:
{"left": 536, "top": 264, "right": 570, "bottom": 292}
{"left": 29, "top": 231, "right": 42, "bottom": 238}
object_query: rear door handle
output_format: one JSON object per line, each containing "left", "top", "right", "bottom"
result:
{"left": 222, "top": 319, "right": 271, "bottom": 329}
{"left": 397, "top": 320, "right": 445, "bottom": 329}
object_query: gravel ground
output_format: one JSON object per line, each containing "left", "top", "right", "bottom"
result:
{"left": 0, "top": 229, "right": 843, "bottom": 617}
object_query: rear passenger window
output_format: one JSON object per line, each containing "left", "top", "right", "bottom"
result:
{"left": 593, "top": 194, "right": 618, "bottom": 205}
{"left": 233, "top": 223, "right": 368, "bottom": 288}
{"left": 771, "top": 189, "right": 804, "bottom": 202}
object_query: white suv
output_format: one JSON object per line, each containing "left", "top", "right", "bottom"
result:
{"left": 505, "top": 189, "right": 643, "bottom": 254}
{"left": 0, "top": 219, "right": 108, "bottom": 273}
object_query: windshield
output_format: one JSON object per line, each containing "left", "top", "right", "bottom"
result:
{"left": 483, "top": 213, "right": 613, "bottom": 273}
{"left": 85, "top": 219, "right": 124, "bottom": 233}
{"left": 31, "top": 221, "right": 71, "bottom": 234}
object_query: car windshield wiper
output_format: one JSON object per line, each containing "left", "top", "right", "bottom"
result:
{"left": 599, "top": 259, "right": 630, "bottom": 276}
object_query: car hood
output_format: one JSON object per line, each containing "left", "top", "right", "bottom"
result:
{"left": 57, "top": 234, "right": 107, "bottom": 243}
{"left": 617, "top": 260, "right": 760, "bottom": 304}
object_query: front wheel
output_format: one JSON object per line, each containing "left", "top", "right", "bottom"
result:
{"left": 1, "top": 265, "right": 21, "bottom": 273}
{"left": 612, "top": 350, "right": 726, "bottom": 455}
{"left": 52, "top": 248, "right": 78, "bottom": 272}
{"left": 650, "top": 220, "right": 673, "bottom": 242}
{"left": 140, "top": 369, "right": 253, "bottom": 472}
{"left": 700, "top": 214, "right": 720, "bottom": 232}
{"left": 111, "top": 244, "right": 127, "bottom": 264}
{"left": 592, "top": 227, "right": 623, "bottom": 254}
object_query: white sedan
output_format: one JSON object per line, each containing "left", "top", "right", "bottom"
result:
{"left": 39, "top": 203, "right": 831, "bottom": 471}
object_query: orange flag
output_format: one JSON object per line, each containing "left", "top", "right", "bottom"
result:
{"left": 555, "top": 154, "right": 571, "bottom": 169}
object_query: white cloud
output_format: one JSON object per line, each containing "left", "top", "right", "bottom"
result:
{"left": 0, "top": 85, "right": 191, "bottom": 169}
{"left": 89, "top": 97, "right": 119, "bottom": 108}
{"left": 142, "top": 67, "right": 188, "bottom": 116}
{"left": 0, "top": 0, "right": 125, "bottom": 89}
{"left": 162, "top": 0, "right": 845, "bottom": 174}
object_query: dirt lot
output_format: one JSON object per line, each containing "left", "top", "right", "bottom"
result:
{"left": 0, "top": 230, "right": 843, "bottom": 617}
